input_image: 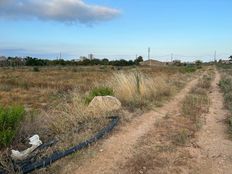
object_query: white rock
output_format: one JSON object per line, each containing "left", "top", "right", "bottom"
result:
{"left": 88, "top": 96, "right": 121, "bottom": 114}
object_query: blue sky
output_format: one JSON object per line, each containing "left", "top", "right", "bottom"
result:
{"left": 0, "top": 0, "right": 231, "bottom": 62}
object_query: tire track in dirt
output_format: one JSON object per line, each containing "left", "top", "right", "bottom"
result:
{"left": 72, "top": 77, "right": 200, "bottom": 174}
{"left": 196, "top": 69, "right": 232, "bottom": 174}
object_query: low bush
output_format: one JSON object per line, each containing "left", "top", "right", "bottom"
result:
{"left": 84, "top": 86, "right": 114, "bottom": 104}
{"left": 0, "top": 105, "right": 25, "bottom": 147}
{"left": 180, "top": 66, "right": 197, "bottom": 73}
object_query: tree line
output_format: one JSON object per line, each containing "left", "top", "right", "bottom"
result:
{"left": 0, "top": 56, "right": 144, "bottom": 67}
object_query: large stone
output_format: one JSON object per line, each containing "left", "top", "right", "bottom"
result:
{"left": 88, "top": 96, "right": 121, "bottom": 114}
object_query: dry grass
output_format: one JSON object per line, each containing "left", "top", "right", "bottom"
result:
{"left": 110, "top": 72, "right": 172, "bottom": 108}
{"left": 0, "top": 65, "right": 200, "bottom": 173}
{"left": 181, "top": 73, "right": 213, "bottom": 129}
{"left": 120, "top": 68, "right": 214, "bottom": 174}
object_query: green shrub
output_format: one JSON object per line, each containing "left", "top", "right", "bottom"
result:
{"left": 0, "top": 130, "right": 15, "bottom": 147}
{"left": 180, "top": 66, "right": 197, "bottom": 73}
{"left": 0, "top": 105, "right": 25, "bottom": 147}
{"left": 85, "top": 87, "right": 114, "bottom": 104}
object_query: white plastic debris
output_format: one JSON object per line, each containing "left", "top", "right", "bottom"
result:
{"left": 11, "top": 135, "right": 42, "bottom": 161}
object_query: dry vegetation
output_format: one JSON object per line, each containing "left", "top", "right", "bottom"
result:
{"left": 218, "top": 64, "right": 232, "bottom": 135}
{"left": 120, "top": 68, "right": 214, "bottom": 174}
{"left": 0, "top": 65, "right": 202, "bottom": 173}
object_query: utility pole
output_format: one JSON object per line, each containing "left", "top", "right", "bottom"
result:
{"left": 214, "top": 50, "right": 217, "bottom": 62}
{"left": 148, "top": 47, "right": 151, "bottom": 66}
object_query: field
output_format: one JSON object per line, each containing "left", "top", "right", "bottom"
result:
{"left": 0, "top": 65, "right": 198, "bottom": 172}
{"left": 2, "top": 64, "right": 232, "bottom": 174}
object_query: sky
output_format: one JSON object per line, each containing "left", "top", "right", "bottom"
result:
{"left": 0, "top": 0, "right": 231, "bottom": 62}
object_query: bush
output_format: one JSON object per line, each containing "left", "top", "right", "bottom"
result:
{"left": 0, "top": 105, "right": 25, "bottom": 147}
{"left": 85, "top": 87, "right": 114, "bottom": 104}
{"left": 180, "top": 66, "right": 197, "bottom": 73}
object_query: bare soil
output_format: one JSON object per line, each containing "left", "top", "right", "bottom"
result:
{"left": 70, "top": 69, "right": 232, "bottom": 174}
{"left": 72, "top": 77, "right": 200, "bottom": 174}
{"left": 196, "top": 70, "right": 232, "bottom": 174}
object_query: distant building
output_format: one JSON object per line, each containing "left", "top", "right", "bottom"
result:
{"left": 88, "top": 54, "right": 94, "bottom": 60}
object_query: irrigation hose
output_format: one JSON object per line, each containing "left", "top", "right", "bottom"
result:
{"left": 0, "top": 116, "right": 119, "bottom": 174}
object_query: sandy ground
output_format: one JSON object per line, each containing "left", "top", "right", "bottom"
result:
{"left": 71, "top": 69, "right": 232, "bottom": 174}
{"left": 197, "top": 69, "right": 232, "bottom": 174}
{"left": 73, "top": 77, "right": 200, "bottom": 174}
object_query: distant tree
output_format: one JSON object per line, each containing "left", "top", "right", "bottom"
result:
{"left": 229, "top": 55, "right": 232, "bottom": 60}
{"left": 134, "top": 56, "right": 143, "bottom": 65}
{"left": 102, "top": 58, "right": 109, "bottom": 65}
{"left": 173, "top": 60, "right": 182, "bottom": 66}
{"left": 195, "top": 60, "right": 202, "bottom": 66}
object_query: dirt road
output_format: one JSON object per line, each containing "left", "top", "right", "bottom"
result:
{"left": 70, "top": 69, "right": 232, "bottom": 174}
{"left": 197, "top": 69, "right": 232, "bottom": 174}
{"left": 72, "top": 77, "right": 200, "bottom": 174}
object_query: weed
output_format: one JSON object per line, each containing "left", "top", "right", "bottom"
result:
{"left": 0, "top": 105, "right": 25, "bottom": 147}
{"left": 173, "top": 129, "right": 189, "bottom": 145}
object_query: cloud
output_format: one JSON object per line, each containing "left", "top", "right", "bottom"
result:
{"left": 0, "top": 0, "right": 120, "bottom": 24}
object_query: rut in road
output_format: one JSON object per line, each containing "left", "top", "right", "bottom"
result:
{"left": 196, "top": 69, "right": 232, "bottom": 174}
{"left": 70, "top": 77, "right": 200, "bottom": 174}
